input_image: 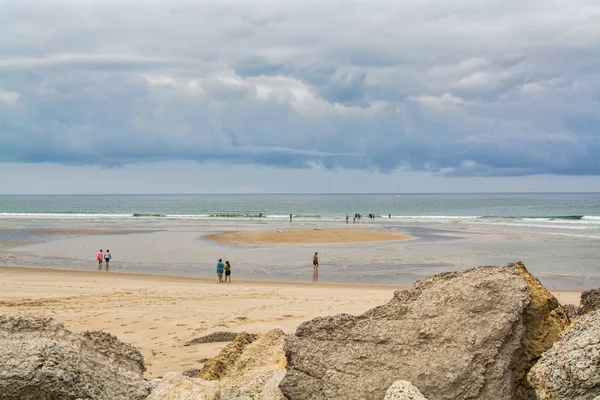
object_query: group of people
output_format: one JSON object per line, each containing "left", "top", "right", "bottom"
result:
{"left": 216, "top": 259, "right": 232, "bottom": 283}
{"left": 95, "top": 249, "right": 112, "bottom": 270}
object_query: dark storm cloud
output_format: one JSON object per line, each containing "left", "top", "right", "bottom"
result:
{"left": 0, "top": 0, "right": 599, "bottom": 177}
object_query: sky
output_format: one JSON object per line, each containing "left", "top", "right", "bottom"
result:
{"left": 0, "top": 0, "right": 599, "bottom": 194}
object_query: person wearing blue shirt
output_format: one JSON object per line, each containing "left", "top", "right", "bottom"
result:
{"left": 216, "top": 259, "right": 225, "bottom": 283}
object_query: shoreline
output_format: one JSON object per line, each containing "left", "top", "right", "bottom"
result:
{"left": 0, "top": 265, "right": 410, "bottom": 290}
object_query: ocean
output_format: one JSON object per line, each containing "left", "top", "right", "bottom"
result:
{"left": 0, "top": 193, "right": 599, "bottom": 289}
{"left": 0, "top": 193, "right": 599, "bottom": 229}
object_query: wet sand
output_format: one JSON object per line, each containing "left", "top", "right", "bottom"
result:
{"left": 24, "top": 228, "right": 153, "bottom": 235}
{"left": 205, "top": 228, "right": 413, "bottom": 245}
{"left": 0, "top": 266, "right": 582, "bottom": 378}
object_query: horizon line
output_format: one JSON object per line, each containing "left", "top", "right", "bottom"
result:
{"left": 0, "top": 191, "right": 599, "bottom": 196}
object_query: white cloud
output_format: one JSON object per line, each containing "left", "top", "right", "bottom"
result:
{"left": 0, "top": 90, "right": 20, "bottom": 106}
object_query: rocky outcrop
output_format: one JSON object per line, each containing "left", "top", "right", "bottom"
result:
{"left": 196, "top": 329, "right": 286, "bottom": 400}
{"left": 0, "top": 315, "right": 150, "bottom": 400}
{"left": 185, "top": 332, "right": 239, "bottom": 346}
{"left": 146, "top": 372, "right": 220, "bottom": 400}
{"left": 280, "top": 262, "right": 569, "bottom": 400}
{"left": 384, "top": 381, "right": 428, "bottom": 400}
{"left": 563, "top": 303, "right": 579, "bottom": 321}
{"left": 580, "top": 288, "right": 600, "bottom": 316}
{"left": 198, "top": 332, "right": 259, "bottom": 381}
{"left": 528, "top": 310, "right": 600, "bottom": 400}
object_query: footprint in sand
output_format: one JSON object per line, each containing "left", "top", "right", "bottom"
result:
{"left": 176, "top": 323, "right": 187, "bottom": 327}
{"left": 124, "top": 331, "right": 133, "bottom": 334}
{"left": 149, "top": 327, "right": 158, "bottom": 330}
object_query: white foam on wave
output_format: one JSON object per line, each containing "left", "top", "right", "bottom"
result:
{"left": 383, "top": 215, "right": 481, "bottom": 220}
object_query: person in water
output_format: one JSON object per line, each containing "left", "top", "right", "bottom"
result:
{"left": 216, "top": 259, "right": 225, "bottom": 283}
{"left": 225, "top": 261, "right": 232, "bottom": 283}
{"left": 104, "top": 249, "right": 111, "bottom": 270}
{"left": 96, "top": 249, "right": 103, "bottom": 270}
{"left": 312, "top": 252, "right": 319, "bottom": 282}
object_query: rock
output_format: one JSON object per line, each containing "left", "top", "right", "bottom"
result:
{"left": 562, "top": 303, "right": 579, "bottom": 321}
{"left": 183, "top": 369, "right": 202, "bottom": 378}
{"left": 198, "top": 332, "right": 259, "bottom": 381}
{"left": 259, "top": 370, "right": 286, "bottom": 400}
{"left": 150, "top": 378, "right": 162, "bottom": 392}
{"left": 384, "top": 381, "right": 428, "bottom": 400}
{"left": 185, "top": 332, "right": 239, "bottom": 346}
{"left": 199, "top": 329, "right": 286, "bottom": 399}
{"left": 146, "top": 372, "right": 220, "bottom": 400}
{"left": 280, "top": 262, "right": 569, "bottom": 400}
{"left": 528, "top": 310, "right": 600, "bottom": 400}
{"left": 0, "top": 315, "right": 150, "bottom": 400}
{"left": 579, "top": 288, "right": 600, "bottom": 315}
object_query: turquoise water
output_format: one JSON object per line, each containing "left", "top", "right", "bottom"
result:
{"left": 1, "top": 193, "right": 599, "bottom": 220}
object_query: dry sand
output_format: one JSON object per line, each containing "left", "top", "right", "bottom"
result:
{"left": 0, "top": 267, "right": 582, "bottom": 378}
{"left": 205, "top": 228, "right": 412, "bottom": 245}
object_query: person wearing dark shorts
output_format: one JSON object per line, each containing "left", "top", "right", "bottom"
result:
{"left": 104, "top": 249, "right": 111, "bottom": 270}
{"left": 313, "top": 252, "right": 319, "bottom": 270}
{"left": 225, "top": 261, "right": 231, "bottom": 283}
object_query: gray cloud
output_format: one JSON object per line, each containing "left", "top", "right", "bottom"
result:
{"left": 0, "top": 0, "right": 599, "bottom": 177}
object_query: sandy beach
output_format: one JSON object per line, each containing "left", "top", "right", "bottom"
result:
{"left": 205, "top": 228, "right": 413, "bottom": 245}
{"left": 0, "top": 266, "right": 582, "bottom": 378}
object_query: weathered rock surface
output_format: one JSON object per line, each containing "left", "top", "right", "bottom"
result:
{"left": 580, "top": 288, "right": 600, "bottom": 316}
{"left": 196, "top": 329, "right": 286, "bottom": 400}
{"left": 198, "top": 332, "right": 259, "bottom": 381}
{"left": 280, "top": 262, "right": 569, "bottom": 400}
{"left": 528, "top": 310, "right": 600, "bottom": 400}
{"left": 0, "top": 315, "right": 150, "bottom": 400}
{"left": 146, "top": 372, "right": 220, "bottom": 400}
{"left": 185, "top": 331, "right": 239, "bottom": 346}
{"left": 563, "top": 303, "right": 579, "bottom": 321}
{"left": 384, "top": 381, "right": 428, "bottom": 400}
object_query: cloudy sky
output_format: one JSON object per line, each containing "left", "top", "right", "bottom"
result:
{"left": 0, "top": 0, "right": 599, "bottom": 194}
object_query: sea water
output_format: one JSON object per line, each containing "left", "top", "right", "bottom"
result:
{"left": 0, "top": 193, "right": 598, "bottom": 289}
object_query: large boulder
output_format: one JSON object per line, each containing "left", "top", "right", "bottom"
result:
{"left": 146, "top": 372, "right": 220, "bottom": 400}
{"left": 0, "top": 315, "right": 150, "bottom": 400}
{"left": 280, "top": 262, "right": 569, "bottom": 400}
{"left": 528, "top": 310, "right": 600, "bottom": 400}
{"left": 384, "top": 381, "right": 428, "bottom": 400}
{"left": 579, "top": 288, "right": 600, "bottom": 315}
{"left": 196, "top": 329, "right": 286, "bottom": 400}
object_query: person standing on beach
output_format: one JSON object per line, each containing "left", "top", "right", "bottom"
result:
{"left": 216, "top": 259, "right": 225, "bottom": 283}
{"left": 313, "top": 252, "right": 319, "bottom": 282}
{"left": 290, "top": 214, "right": 293, "bottom": 222}
{"left": 346, "top": 215, "right": 349, "bottom": 224}
{"left": 96, "top": 249, "right": 103, "bottom": 270}
{"left": 104, "top": 250, "right": 111, "bottom": 270}
{"left": 225, "top": 261, "right": 232, "bottom": 283}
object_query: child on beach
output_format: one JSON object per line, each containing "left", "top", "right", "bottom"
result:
{"left": 104, "top": 250, "right": 111, "bottom": 269}
{"left": 225, "top": 261, "right": 231, "bottom": 283}
{"left": 216, "top": 259, "right": 225, "bottom": 282}
{"left": 96, "top": 249, "right": 103, "bottom": 269}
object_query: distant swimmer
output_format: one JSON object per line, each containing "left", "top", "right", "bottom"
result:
{"left": 104, "top": 249, "right": 111, "bottom": 270}
{"left": 353, "top": 216, "right": 356, "bottom": 223}
{"left": 290, "top": 213, "right": 293, "bottom": 222}
{"left": 96, "top": 249, "right": 103, "bottom": 270}
{"left": 389, "top": 213, "right": 391, "bottom": 218}
{"left": 346, "top": 215, "right": 349, "bottom": 224}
